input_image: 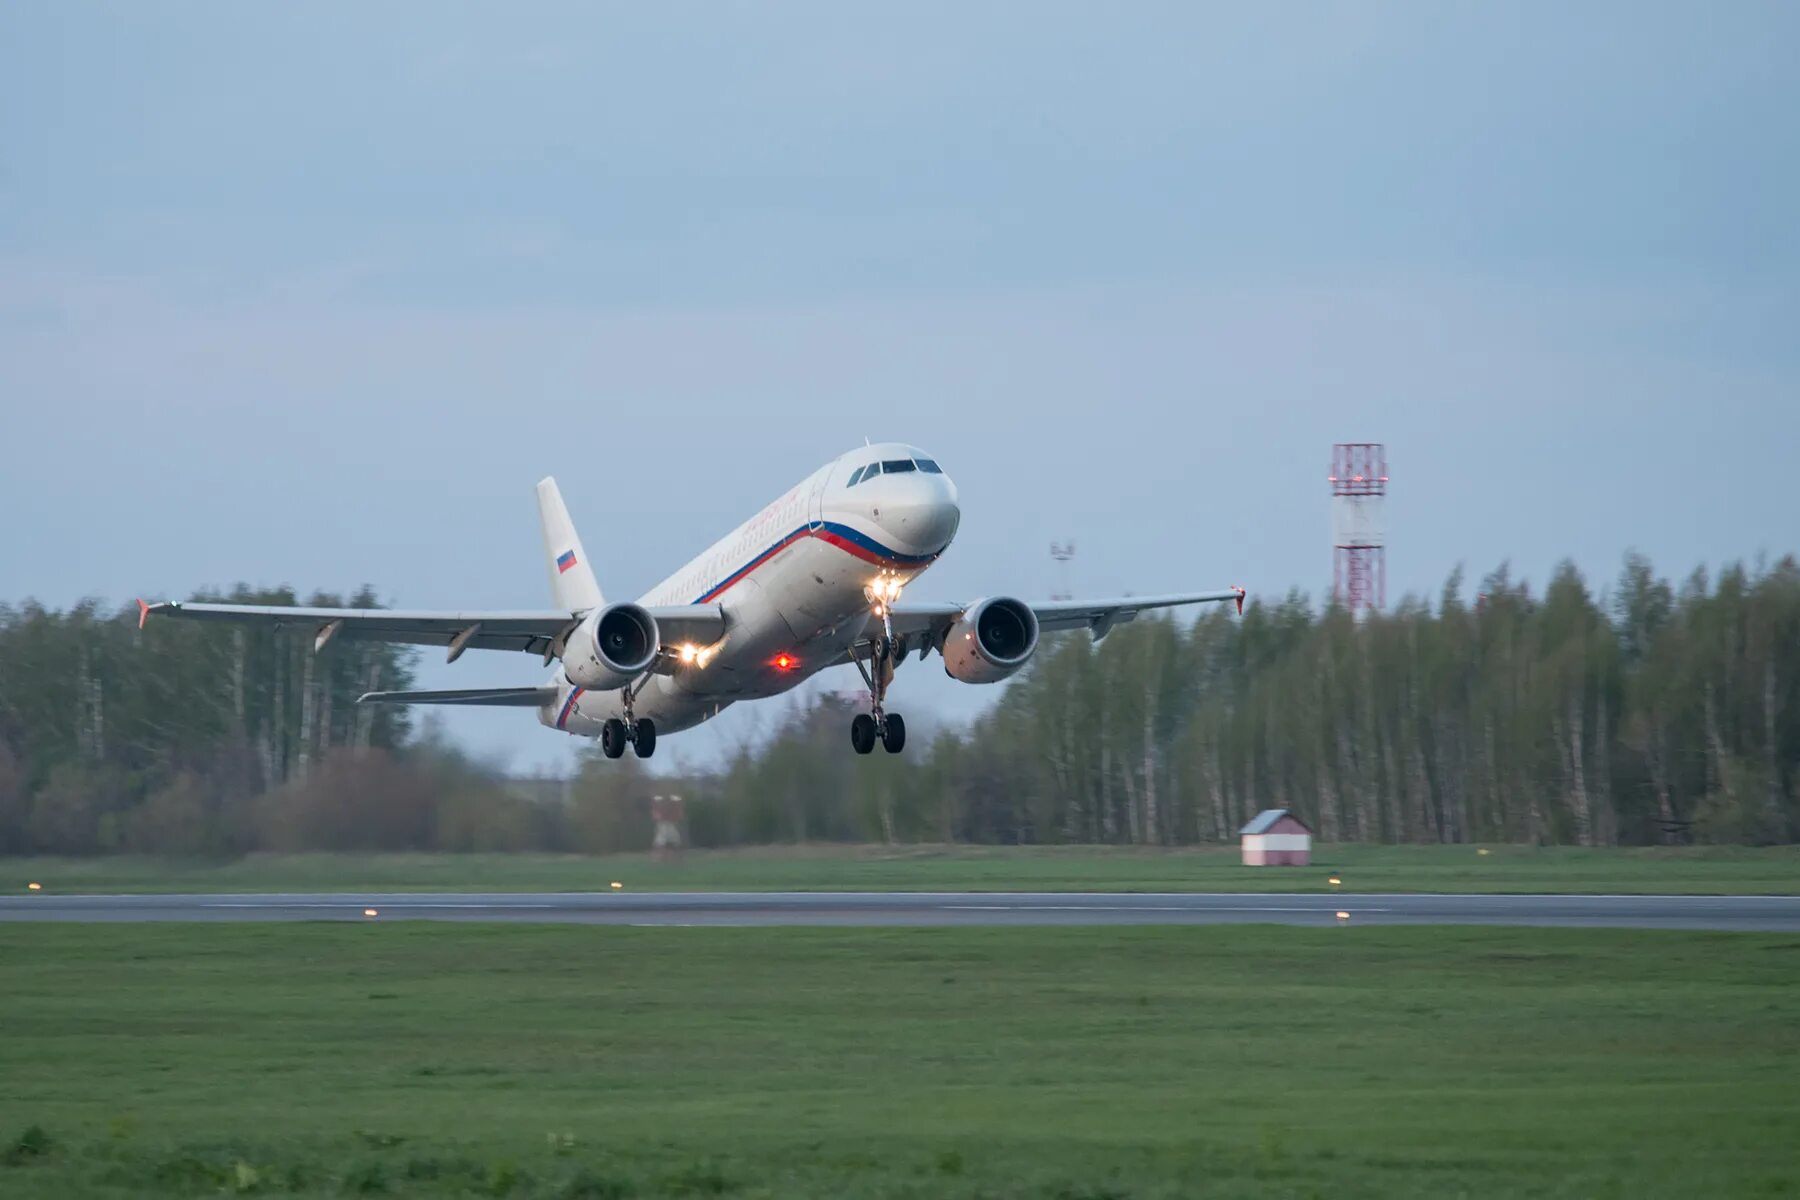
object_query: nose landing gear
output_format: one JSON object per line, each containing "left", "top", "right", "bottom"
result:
{"left": 850, "top": 624, "right": 908, "bottom": 756}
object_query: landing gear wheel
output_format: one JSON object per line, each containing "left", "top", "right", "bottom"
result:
{"left": 850, "top": 713, "right": 877, "bottom": 755}
{"left": 881, "top": 712, "right": 906, "bottom": 754}
{"left": 600, "top": 718, "right": 627, "bottom": 759}
{"left": 633, "top": 719, "right": 657, "bottom": 758}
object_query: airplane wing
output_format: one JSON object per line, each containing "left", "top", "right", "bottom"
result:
{"left": 358, "top": 687, "right": 558, "bottom": 707}
{"left": 138, "top": 600, "right": 729, "bottom": 664}
{"left": 866, "top": 588, "right": 1245, "bottom": 651}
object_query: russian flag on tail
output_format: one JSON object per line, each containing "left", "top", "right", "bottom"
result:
{"left": 556, "top": 550, "right": 578, "bottom": 574}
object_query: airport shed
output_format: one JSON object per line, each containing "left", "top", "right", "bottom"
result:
{"left": 1239, "top": 809, "right": 1312, "bottom": 866}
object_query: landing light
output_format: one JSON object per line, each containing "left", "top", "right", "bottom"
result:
{"left": 867, "top": 576, "right": 905, "bottom": 603}
{"left": 677, "top": 643, "right": 699, "bottom": 664}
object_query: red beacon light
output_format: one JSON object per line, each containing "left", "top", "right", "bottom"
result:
{"left": 772, "top": 653, "right": 797, "bottom": 671}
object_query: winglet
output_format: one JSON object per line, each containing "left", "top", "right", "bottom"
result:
{"left": 137, "top": 599, "right": 182, "bottom": 630}
{"left": 1233, "top": 586, "right": 1246, "bottom": 616}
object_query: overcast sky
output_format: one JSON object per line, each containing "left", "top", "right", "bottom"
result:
{"left": 3, "top": 2, "right": 1796, "bottom": 773}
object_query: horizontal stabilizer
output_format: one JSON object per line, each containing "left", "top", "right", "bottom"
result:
{"left": 357, "top": 687, "right": 557, "bottom": 707}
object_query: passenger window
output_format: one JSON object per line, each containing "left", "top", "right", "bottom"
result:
{"left": 915, "top": 459, "right": 942, "bottom": 474}
{"left": 881, "top": 459, "right": 916, "bottom": 474}
{"left": 846, "top": 465, "right": 865, "bottom": 486}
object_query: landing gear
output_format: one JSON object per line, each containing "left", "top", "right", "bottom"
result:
{"left": 600, "top": 683, "right": 657, "bottom": 759}
{"left": 600, "top": 718, "right": 627, "bottom": 759}
{"left": 850, "top": 633, "right": 908, "bottom": 756}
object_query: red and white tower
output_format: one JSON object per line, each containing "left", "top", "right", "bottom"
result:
{"left": 1330, "top": 443, "right": 1388, "bottom": 614}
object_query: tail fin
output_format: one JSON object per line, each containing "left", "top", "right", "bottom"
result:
{"left": 537, "top": 477, "right": 605, "bottom": 611}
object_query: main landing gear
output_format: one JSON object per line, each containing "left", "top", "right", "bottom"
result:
{"left": 600, "top": 683, "right": 656, "bottom": 759}
{"left": 850, "top": 709, "right": 904, "bottom": 755}
{"left": 850, "top": 596, "right": 908, "bottom": 755}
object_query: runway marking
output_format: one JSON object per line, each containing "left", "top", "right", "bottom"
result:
{"left": 199, "top": 902, "right": 561, "bottom": 910}
{"left": 941, "top": 904, "right": 1395, "bottom": 913}
{"left": 38, "top": 891, "right": 1800, "bottom": 901}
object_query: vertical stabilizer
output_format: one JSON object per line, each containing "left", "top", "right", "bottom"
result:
{"left": 536, "top": 477, "right": 605, "bottom": 611}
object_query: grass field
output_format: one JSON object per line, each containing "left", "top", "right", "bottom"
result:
{"left": 2, "top": 923, "right": 1797, "bottom": 1198}
{"left": 5, "top": 843, "right": 1799, "bottom": 896}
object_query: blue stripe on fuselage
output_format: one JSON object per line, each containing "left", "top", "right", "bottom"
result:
{"left": 692, "top": 521, "right": 937, "bottom": 605}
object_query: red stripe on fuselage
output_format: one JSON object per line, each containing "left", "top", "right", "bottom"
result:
{"left": 695, "top": 528, "right": 811, "bottom": 604}
{"left": 695, "top": 524, "right": 922, "bottom": 605}
{"left": 555, "top": 687, "right": 584, "bottom": 730}
{"left": 810, "top": 527, "right": 905, "bottom": 567}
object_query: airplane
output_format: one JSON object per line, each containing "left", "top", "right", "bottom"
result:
{"left": 141, "top": 443, "right": 1244, "bottom": 758}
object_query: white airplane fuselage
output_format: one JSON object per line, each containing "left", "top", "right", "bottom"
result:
{"left": 544, "top": 442, "right": 959, "bottom": 737}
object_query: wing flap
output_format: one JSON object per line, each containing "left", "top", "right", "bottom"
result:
{"left": 861, "top": 589, "right": 1245, "bottom": 649}
{"left": 1030, "top": 589, "right": 1245, "bottom": 634}
{"left": 358, "top": 687, "right": 558, "bottom": 707}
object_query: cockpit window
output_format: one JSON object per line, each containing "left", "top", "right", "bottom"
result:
{"left": 846, "top": 465, "right": 866, "bottom": 486}
{"left": 881, "top": 459, "right": 916, "bottom": 474}
{"left": 915, "top": 458, "right": 942, "bottom": 474}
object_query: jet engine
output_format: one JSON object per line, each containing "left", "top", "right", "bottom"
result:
{"left": 941, "top": 597, "right": 1039, "bottom": 684}
{"left": 565, "top": 603, "right": 660, "bottom": 690}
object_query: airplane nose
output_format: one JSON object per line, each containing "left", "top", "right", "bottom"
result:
{"left": 879, "top": 474, "right": 960, "bottom": 554}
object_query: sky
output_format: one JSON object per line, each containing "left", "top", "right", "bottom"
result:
{"left": 3, "top": 2, "right": 1796, "bottom": 774}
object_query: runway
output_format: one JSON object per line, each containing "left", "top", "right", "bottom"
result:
{"left": 3, "top": 891, "right": 1798, "bottom": 930}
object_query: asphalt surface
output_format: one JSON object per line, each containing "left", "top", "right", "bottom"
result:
{"left": 3, "top": 891, "right": 1798, "bottom": 930}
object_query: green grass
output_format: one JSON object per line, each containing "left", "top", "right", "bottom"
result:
{"left": 5, "top": 842, "right": 1799, "bottom": 896}
{"left": 2, "top": 923, "right": 1798, "bottom": 1198}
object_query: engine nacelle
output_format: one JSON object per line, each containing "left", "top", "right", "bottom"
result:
{"left": 942, "top": 596, "right": 1039, "bottom": 684}
{"left": 565, "top": 603, "right": 660, "bottom": 690}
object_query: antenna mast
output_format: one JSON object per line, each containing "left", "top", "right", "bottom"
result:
{"left": 1330, "top": 443, "right": 1388, "bottom": 614}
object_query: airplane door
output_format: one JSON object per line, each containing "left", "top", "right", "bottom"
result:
{"left": 789, "top": 465, "right": 835, "bottom": 633}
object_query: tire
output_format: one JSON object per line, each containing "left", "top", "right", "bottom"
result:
{"left": 634, "top": 719, "right": 657, "bottom": 759}
{"left": 600, "top": 718, "right": 626, "bottom": 759}
{"left": 850, "top": 713, "right": 877, "bottom": 755}
{"left": 881, "top": 712, "right": 906, "bottom": 754}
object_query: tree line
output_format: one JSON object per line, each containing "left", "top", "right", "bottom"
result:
{"left": 2, "top": 552, "right": 1796, "bottom": 855}
{"left": 0, "top": 587, "right": 417, "bottom": 854}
